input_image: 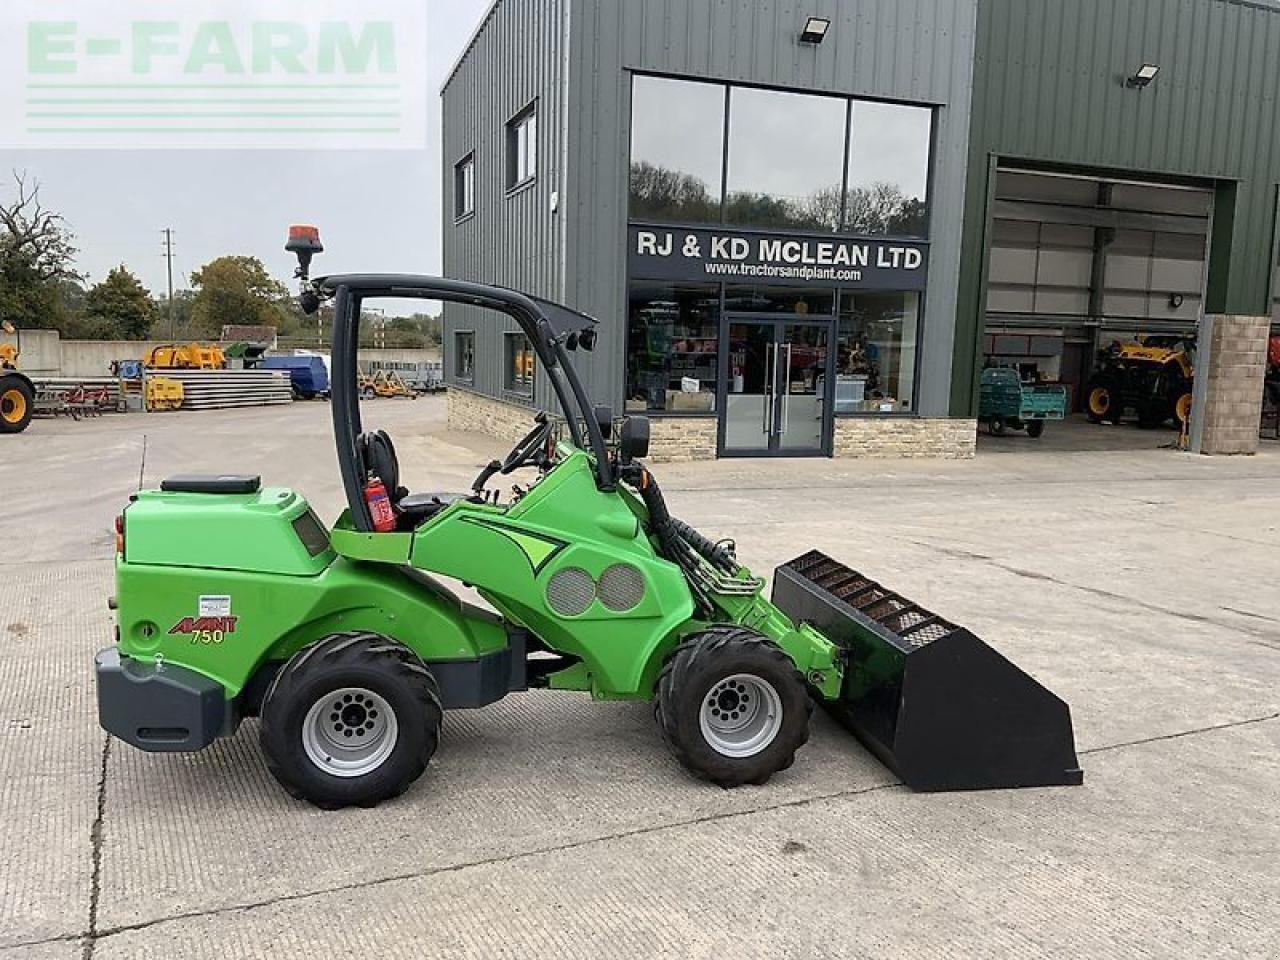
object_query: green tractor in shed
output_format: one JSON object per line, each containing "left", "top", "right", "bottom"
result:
{"left": 95, "top": 228, "right": 1082, "bottom": 808}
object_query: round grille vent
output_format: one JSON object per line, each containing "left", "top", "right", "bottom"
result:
{"left": 545, "top": 567, "right": 596, "bottom": 617}
{"left": 597, "top": 564, "right": 646, "bottom": 612}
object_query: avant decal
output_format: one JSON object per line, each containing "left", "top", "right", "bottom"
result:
{"left": 169, "top": 616, "right": 239, "bottom": 645}
{"left": 459, "top": 517, "right": 567, "bottom": 575}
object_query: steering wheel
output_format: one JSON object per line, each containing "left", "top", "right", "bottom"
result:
{"left": 501, "top": 415, "right": 555, "bottom": 475}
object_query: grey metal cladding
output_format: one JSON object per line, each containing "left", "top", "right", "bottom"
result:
{"left": 445, "top": 0, "right": 980, "bottom": 417}
{"left": 563, "top": 0, "right": 980, "bottom": 416}
{"left": 952, "top": 0, "right": 1280, "bottom": 415}
{"left": 442, "top": 0, "right": 566, "bottom": 408}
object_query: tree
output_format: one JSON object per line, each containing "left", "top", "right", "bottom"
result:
{"left": 0, "top": 171, "right": 82, "bottom": 330}
{"left": 844, "top": 182, "right": 925, "bottom": 236}
{"left": 629, "top": 162, "right": 719, "bottom": 222}
{"left": 189, "top": 255, "right": 291, "bottom": 338}
{"left": 74, "top": 266, "right": 156, "bottom": 340}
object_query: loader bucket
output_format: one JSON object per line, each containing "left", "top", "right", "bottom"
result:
{"left": 773, "top": 551, "right": 1083, "bottom": 792}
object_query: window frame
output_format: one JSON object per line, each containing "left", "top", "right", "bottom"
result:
{"left": 506, "top": 101, "right": 538, "bottom": 193}
{"left": 626, "top": 71, "right": 936, "bottom": 243}
{"left": 453, "top": 330, "right": 475, "bottom": 383}
{"left": 502, "top": 330, "right": 536, "bottom": 397}
{"left": 454, "top": 152, "right": 475, "bottom": 222}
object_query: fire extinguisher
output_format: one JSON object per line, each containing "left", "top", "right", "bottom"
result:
{"left": 364, "top": 477, "right": 396, "bottom": 532}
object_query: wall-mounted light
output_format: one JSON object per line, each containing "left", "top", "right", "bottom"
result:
{"left": 799, "top": 16, "right": 831, "bottom": 44}
{"left": 1168, "top": 293, "right": 1185, "bottom": 310}
{"left": 1126, "top": 64, "right": 1160, "bottom": 88}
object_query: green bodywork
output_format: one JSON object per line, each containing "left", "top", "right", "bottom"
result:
{"left": 115, "top": 448, "right": 843, "bottom": 706}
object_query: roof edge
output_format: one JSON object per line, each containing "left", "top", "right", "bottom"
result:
{"left": 440, "top": 0, "right": 504, "bottom": 95}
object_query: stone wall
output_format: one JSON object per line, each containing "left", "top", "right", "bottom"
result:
{"left": 447, "top": 386, "right": 538, "bottom": 443}
{"left": 1197, "top": 315, "right": 1270, "bottom": 456}
{"left": 834, "top": 418, "right": 977, "bottom": 459}
{"left": 447, "top": 390, "right": 978, "bottom": 461}
{"left": 647, "top": 417, "right": 719, "bottom": 462}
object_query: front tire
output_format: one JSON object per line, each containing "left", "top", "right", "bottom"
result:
{"left": 655, "top": 625, "right": 811, "bottom": 787}
{"left": 260, "top": 632, "right": 442, "bottom": 809}
{"left": 0, "top": 375, "right": 34, "bottom": 434}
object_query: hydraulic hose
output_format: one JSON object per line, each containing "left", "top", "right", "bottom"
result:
{"left": 620, "top": 465, "right": 722, "bottom": 618}
{"left": 668, "top": 518, "right": 738, "bottom": 575}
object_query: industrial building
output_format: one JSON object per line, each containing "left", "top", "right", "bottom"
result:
{"left": 443, "top": 0, "right": 1278, "bottom": 459}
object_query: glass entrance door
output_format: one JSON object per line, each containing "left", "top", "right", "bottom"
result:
{"left": 721, "top": 316, "right": 833, "bottom": 456}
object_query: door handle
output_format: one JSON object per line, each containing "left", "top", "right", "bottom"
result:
{"left": 780, "top": 343, "right": 792, "bottom": 436}
{"left": 763, "top": 342, "right": 775, "bottom": 434}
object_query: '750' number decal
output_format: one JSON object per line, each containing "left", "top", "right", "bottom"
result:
{"left": 169, "top": 616, "right": 239, "bottom": 645}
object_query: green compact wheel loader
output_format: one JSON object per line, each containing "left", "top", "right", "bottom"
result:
{"left": 95, "top": 228, "right": 1083, "bottom": 808}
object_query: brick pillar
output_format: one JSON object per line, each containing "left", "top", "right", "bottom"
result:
{"left": 1193, "top": 315, "right": 1270, "bottom": 456}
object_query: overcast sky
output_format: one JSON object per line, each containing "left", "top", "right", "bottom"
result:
{"left": 0, "top": 1, "right": 490, "bottom": 315}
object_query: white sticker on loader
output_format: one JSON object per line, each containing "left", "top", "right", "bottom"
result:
{"left": 198, "top": 595, "right": 232, "bottom": 617}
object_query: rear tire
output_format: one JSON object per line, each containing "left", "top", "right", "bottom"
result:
{"left": 1174, "top": 391, "right": 1193, "bottom": 426}
{"left": 988, "top": 415, "right": 1007, "bottom": 436}
{"left": 1086, "top": 384, "right": 1115, "bottom": 424}
{"left": 260, "top": 632, "right": 442, "bottom": 809}
{"left": 655, "top": 625, "right": 811, "bottom": 787}
{"left": 0, "top": 375, "right": 34, "bottom": 434}
{"left": 1026, "top": 419, "right": 1046, "bottom": 439}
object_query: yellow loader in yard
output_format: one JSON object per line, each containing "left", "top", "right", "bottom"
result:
{"left": 0, "top": 320, "right": 35, "bottom": 434}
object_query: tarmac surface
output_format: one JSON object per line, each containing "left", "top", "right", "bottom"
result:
{"left": 1, "top": 398, "right": 1277, "bottom": 959}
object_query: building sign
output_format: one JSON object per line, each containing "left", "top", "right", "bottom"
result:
{"left": 628, "top": 225, "right": 928, "bottom": 289}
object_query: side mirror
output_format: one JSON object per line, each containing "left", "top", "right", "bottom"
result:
{"left": 594, "top": 404, "right": 613, "bottom": 440}
{"left": 618, "top": 416, "right": 649, "bottom": 463}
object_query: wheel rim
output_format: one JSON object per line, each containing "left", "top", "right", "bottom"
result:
{"left": 698, "top": 673, "right": 783, "bottom": 759}
{"left": 1, "top": 388, "right": 26, "bottom": 424}
{"left": 301, "top": 686, "right": 399, "bottom": 778}
{"left": 1088, "top": 387, "right": 1109, "bottom": 415}
{"left": 1176, "top": 393, "right": 1192, "bottom": 423}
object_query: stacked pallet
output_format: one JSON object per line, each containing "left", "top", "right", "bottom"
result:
{"left": 162, "top": 369, "right": 293, "bottom": 410}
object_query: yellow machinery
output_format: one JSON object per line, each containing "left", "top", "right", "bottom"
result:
{"left": 1086, "top": 335, "right": 1195, "bottom": 428}
{"left": 0, "top": 320, "right": 34, "bottom": 433}
{"left": 145, "top": 343, "right": 226, "bottom": 370}
{"left": 359, "top": 368, "right": 417, "bottom": 399}
{"left": 145, "top": 376, "right": 184, "bottom": 412}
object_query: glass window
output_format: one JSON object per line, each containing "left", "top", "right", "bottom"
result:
{"left": 454, "top": 331, "right": 474, "bottom": 380}
{"left": 836, "top": 292, "right": 920, "bottom": 413}
{"left": 507, "top": 104, "right": 537, "bottom": 188}
{"left": 725, "top": 87, "right": 847, "bottom": 231}
{"left": 454, "top": 154, "right": 475, "bottom": 219}
{"left": 845, "top": 101, "right": 932, "bottom": 237}
{"left": 723, "top": 286, "right": 835, "bottom": 316}
{"left": 629, "top": 76, "right": 726, "bottom": 224}
{"left": 503, "top": 332, "right": 534, "bottom": 394}
{"left": 626, "top": 282, "right": 720, "bottom": 414}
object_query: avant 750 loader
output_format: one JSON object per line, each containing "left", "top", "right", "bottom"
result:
{"left": 95, "top": 228, "right": 1082, "bottom": 808}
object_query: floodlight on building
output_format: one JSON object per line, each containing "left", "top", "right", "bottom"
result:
{"left": 799, "top": 17, "right": 831, "bottom": 44}
{"left": 1126, "top": 64, "right": 1160, "bottom": 88}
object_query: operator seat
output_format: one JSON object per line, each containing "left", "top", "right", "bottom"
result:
{"left": 359, "top": 430, "right": 466, "bottom": 529}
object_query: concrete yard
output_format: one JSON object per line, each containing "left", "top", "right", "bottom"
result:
{"left": 1, "top": 398, "right": 1277, "bottom": 959}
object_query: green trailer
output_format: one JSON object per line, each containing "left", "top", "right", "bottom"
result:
{"left": 979, "top": 367, "right": 1067, "bottom": 438}
{"left": 94, "top": 228, "right": 1083, "bottom": 808}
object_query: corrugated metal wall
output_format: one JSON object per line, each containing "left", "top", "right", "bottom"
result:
{"left": 564, "top": 0, "right": 980, "bottom": 416}
{"left": 442, "top": 0, "right": 565, "bottom": 407}
{"left": 952, "top": 0, "right": 1280, "bottom": 415}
